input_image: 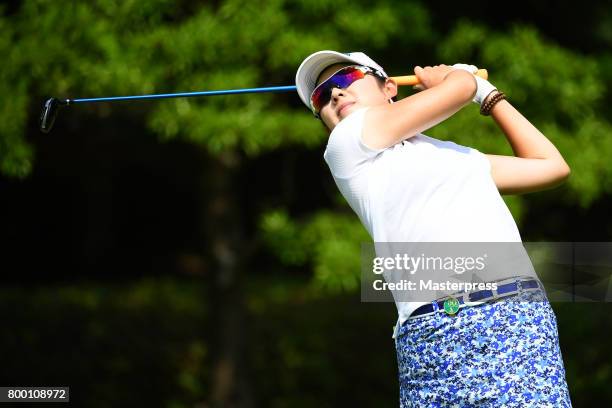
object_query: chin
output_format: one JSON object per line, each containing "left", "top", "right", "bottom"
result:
{"left": 338, "top": 104, "right": 357, "bottom": 119}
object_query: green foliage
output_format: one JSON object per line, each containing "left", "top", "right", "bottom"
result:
{"left": 435, "top": 21, "right": 611, "bottom": 208}
{"left": 258, "top": 19, "right": 611, "bottom": 290}
{"left": 3, "top": 0, "right": 611, "bottom": 318}
{"left": 1, "top": 278, "right": 610, "bottom": 406}
{"left": 1, "top": 0, "right": 432, "bottom": 177}
{"left": 260, "top": 209, "right": 308, "bottom": 266}
{"left": 2, "top": 2, "right": 612, "bottom": 405}
{"left": 4, "top": 2, "right": 607, "bottom": 207}
{"left": 260, "top": 208, "right": 370, "bottom": 294}
{"left": 0, "top": 15, "right": 32, "bottom": 176}
{"left": 0, "top": 277, "right": 209, "bottom": 406}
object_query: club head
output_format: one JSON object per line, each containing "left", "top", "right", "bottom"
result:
{"left": 39, "top": 98, "right": 68, "bottom": 134}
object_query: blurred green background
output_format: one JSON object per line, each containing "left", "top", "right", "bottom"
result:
{"left": 1, "top": 0, "right": 611, "bottom": 406}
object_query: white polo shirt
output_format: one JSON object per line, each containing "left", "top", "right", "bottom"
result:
{"left": 322, "top": 107, "right": 537, "bottom": 339}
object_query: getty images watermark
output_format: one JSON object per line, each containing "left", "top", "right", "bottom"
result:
{"left": 360, "top": 242, "right": 612, "bottom": 303}
{"left": 371, "top": 252, "right": 494, "bottom": 293}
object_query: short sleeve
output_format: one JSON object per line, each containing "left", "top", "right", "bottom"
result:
{"left": 468, "top": 146, "right": 492, "bottom": 172}
{"left": 323, "top": 107, "right": 386, "bottom": 179}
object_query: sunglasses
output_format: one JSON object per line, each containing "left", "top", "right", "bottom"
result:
{"left": 310, "top": 65, "right": 383, "bottom": 117}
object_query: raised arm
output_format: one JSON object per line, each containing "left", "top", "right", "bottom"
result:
{"left": 362, "top": 65, "right": 477, "bottom": 149}
{"left": 484, "top": 95, "right": 571, "bottom": 195}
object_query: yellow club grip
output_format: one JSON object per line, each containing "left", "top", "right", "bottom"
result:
{"left": 391, "top": 69, "right": 488, "bottom": 86}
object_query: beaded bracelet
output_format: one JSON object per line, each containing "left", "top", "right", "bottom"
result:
{"left": 480, "top": 90, "right": 504, "bottom": 114}
{"left": 480, "top": 91, "right": 505, "bottom": 115}
{"left": 480, "top": 90, "right": 506, "bottom": 116}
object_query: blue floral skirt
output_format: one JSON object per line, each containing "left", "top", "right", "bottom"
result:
{"left": 394, "top": 286, "right": 572, "bottom": 407}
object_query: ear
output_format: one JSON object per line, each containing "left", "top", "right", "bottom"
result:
{"left": 383, "top": 78, "right": 398, "bottom": 99}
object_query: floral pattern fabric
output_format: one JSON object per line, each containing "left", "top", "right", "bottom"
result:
{"left": 394, "top": 286, "right": 573, "bottom": 407}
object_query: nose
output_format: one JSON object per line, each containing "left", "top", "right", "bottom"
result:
{"left": 330, "top": 87, "right": 345, "bottom": 103}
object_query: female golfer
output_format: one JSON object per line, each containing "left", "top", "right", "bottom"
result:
{"left": 295, "top": 50, "right": 573, "bottom": 407}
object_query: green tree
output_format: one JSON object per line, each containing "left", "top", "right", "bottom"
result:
{"left": 262, "top": 20, "right": 611, "bottom": 291}
{"left": 2, "top": 0, "right": 610, "bottom": 405}
{"left": 1, "top": 1, "right": 430, "bottom": 405}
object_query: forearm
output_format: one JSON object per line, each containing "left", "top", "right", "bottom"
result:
{"left": 363, "top": 70, "right": 476, "bottom": 149}
{"left": 489, "top": 98, "right": 568, "bottom": 164}
{"left": 391, "top": 70, "right": 476, "bottom": 135}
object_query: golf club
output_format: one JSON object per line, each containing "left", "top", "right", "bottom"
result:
{"left": 39, "top": 69, "right": 488, "bottom": 133}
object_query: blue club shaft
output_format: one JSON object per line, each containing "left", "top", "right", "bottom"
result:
{"left": 68, "top": 85, "right": 298, "bottom": 104}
